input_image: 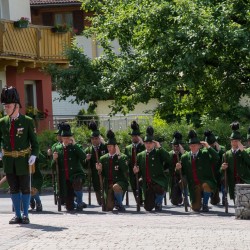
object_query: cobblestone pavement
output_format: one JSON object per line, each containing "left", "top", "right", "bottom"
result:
{"left": 0, "top": 192, "right": 249, "bottom": 250}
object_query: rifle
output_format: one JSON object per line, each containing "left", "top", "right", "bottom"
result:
{"left": 55, "top": 158, "right": 61, "bottom": 211}
{"left": 87, "top": 155, "right": 92, "bottom": 206}
{"left": 133, "top": 146, "right": 140, "bottom": 212}
{"left": 94, "top": 148, "right": 106, "bottom": 211}
{"left": 223, "top": 153, "right": 229, "bottom": 213}
{"left": 177, "top": 153, "right": 188, "bottom": 212}
{"left": 48, "top": 145, "right": 57, "bottom": 205}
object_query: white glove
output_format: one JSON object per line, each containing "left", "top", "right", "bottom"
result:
{"left": 28, "top": 155, "right": 37, "bottom": 165}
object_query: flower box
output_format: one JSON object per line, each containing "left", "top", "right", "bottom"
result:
{"left": 14, "top": 21, "right": 29, "bottom": 28}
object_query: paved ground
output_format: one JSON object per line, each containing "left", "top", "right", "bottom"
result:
{"left": 0, "top": 191, "right": 249, "bottom": 250}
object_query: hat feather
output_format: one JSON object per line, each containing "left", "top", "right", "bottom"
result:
{"left": 61, "top": 123, "right": 71, "bottom": 132}
{"left": 107, "top": 129, "right": 115, "bottom": 139}
{"left": 146, "top": 126, "right": 154, "bottom": 136}
{"left": 131, "top": 120, "right": 139, "bottom": 131}
{"left": 88, "top": 120, "right": 98, "bottom": 132}
{"left": 173, "top": 131, "right": 182, "bottom": 140}
{"left": 230, "top": 122, "right": 239, "bottom": 131}
{"left": 188, "top": 130, "right": 197, "bottom": 139}
{"left": 204, "top": 130, "right": 213, "bottom": 137}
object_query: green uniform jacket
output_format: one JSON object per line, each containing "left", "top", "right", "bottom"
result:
{"left": 99, "top": 153, "right": 129, "bottom": 196}
{"left": 221, "top": 149, "right": 250, "bottom": 199}
{"left": 52, "top": 143, "right": 86, "bottom": 197}
{"left": 137, "top": 148, "right": 170, "bottom": 194}
{"left": 180, "top": 147, "right": 219, "bottom": 203}
{"left": 124, "top": 143, "right": 145, "bottom": 190}
{"left": 32, "top": 152, "right": 46, "bottom": 191}
{"left": 0, "top": 114, "right": 39, "bottom": 175}
{"left": 84, "top": 143, "right": 108, "bottom": 192}
{"left": 168, "top": 150, "right": 182, "bottom": 197}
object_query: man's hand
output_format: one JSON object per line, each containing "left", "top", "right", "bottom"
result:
{"left": 115, "top": 145, "right": 121, "bottom": 155}
{"left": 96, "top": 162, "right": 102, "bottom": 172}
{"left": 176, "top": 162, "right": 182, "bottom": 170}
{"left": 138, "top": 136, "right": 143, "bottom": 144}
{"left": 200, "top": 141, "right": 210, "bottom": 149}
{"left": 99, "top": 136, "right": 105, "bottom": 144}
{"left": 133, "top": 166, "right": 139, "bottom": 174}
{"left": 47, "top": 148, "right": 52, "bottom": 156}
{"left": 153, "top": 140, "right": 161, "bottom": 149}
{"left": 53, "top": 152, "right": 58, "bottom": 160}
{"left": 238, "top": 141, "right": 244, "bottom": 151}
{"left": 214, "top": 142, "right": 221, "bottom": 151}
{"left": 28, "top": 155, "right": 36, "bottom": 165}
{"left": 179, "top": 144, "right": 185, "bottom": 154}
{"left": 222, "top": 162, "right": 228, "bottom": 170}
{"left": 86, "top": 154, "right": 92, "bottom": 160}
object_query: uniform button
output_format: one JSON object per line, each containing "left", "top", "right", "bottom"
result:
{"left": 69, "top": 158, "right": 71, "bottom": 160}
{"left": 152, "top": 164, "right": 154, "bottom": 166}
{"left": 70, "top": 168, "right": 72, "bottom": 170}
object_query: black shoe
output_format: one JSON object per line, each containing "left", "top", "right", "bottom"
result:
{"left": 117, "top": 205, "right": 126, "bottom": 212}
{"left": 30, "top": 199, "right": 35, "bottom": 210}
{"left": 202, "top": 204, "right": 209, "bottom": 212}
{"left": 9, "top": 216, "right": 22, "bottom": 224}
{"left": 76, "top": 202, "right": 87, "bottom": 211}
{"left": 22, "top": 216, "right": 30, "bottom": 224}
{"left": 36, "top": 203, "right": 43, "bottom": 212}
{"left": 155, "top": 203, "right": 162, "bottom": 212}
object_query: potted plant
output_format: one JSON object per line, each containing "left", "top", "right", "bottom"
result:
{"left": 14, "top": 17, "right": 29, "bottom": 28}
{"left": 51, "top": 23, "right": 71, "bottom": 33}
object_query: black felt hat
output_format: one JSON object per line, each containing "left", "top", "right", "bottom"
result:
{"left": 129, "top": 120, "right": 142, "bottom": 136}
{"left": 1, "top": 86, "right": 22, "bottom": 108}
{"left": 188, "top": 130, "right": 200, "bottom": 144}
{"left": 106, "top": 130, "right": 117, "bottom": 145}
{"left": 88, "top": 120, "right": 100, "bottom": 137}
{"left": 144, "top": 126, "right": 154, "bottom": 142}
{"left": 204, "top": 130, "right": 217, "bottom": 145}
{"left": 60, "top": 123, "right": 73, "bottom": 137}
{"left": 229, "top": 122, "right": 241, "bottom": 140}
{"left": 171, "top": 131, "right": 183, "bottom": 145}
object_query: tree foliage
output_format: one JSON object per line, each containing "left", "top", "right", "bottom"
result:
{"left": 48, "top": 0, "right": 250, "bottom": 119}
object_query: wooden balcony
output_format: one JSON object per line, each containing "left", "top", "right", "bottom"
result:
{"left": 0, "top": 19, "right": 72, "bottom": 71}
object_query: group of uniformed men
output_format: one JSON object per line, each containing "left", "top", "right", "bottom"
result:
{"left": 0, "top": 86, "right": 250, "bottom": 225}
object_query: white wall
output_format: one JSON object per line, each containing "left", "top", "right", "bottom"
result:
{"left": 52, "top": 91, "right": 88, "bottom": 117}
{"left": 0, "top": 0, "right": 30, "bottom": 21}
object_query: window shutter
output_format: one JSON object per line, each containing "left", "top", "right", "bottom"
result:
{"left": 42, "top": 12, "right": 54, "bottom": 26}
{"left": 73, "top": 10, "right": 84, "bottom": 35}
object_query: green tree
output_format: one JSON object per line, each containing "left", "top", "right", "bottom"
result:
{"left": 49, "top": 0, "right": 250, "bottom": 119}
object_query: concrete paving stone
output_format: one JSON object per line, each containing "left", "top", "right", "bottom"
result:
{"left": 0, "top": 192, "right": 250, "bottom": 249}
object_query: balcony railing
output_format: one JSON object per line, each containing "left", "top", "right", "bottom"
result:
{"left": 0, "top": 19, "right": 72, "bottom": 63}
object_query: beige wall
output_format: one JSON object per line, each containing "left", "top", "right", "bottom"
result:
{"left": 239, "top": 95, "right": 250, "bottom": 107}
{"left": 96, "top": 99, "right": 158, "bottom": 115}
{"left": 1, "top": 0, "right": 31, "bottom": 21}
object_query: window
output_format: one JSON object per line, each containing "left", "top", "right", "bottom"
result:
{"left": 54, "top": 13, "right": 73, "bottom": 26}
{"left": 24, "top": 81, "right": 37, "bottom": 108}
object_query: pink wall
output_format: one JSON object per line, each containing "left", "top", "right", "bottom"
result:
{"left": 6, "top": 66, "right": 53, "bottom": 133}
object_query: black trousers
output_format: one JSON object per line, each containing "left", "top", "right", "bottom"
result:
{"left": 6, "top": 173, "right": 30, "bottom": 194}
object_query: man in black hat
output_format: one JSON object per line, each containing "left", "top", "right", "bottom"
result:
{"left": 84, "top": 121, "right": 108, "bottom": 205}
{"left": 0, "top": 86, "right": 39, "bottom": 224}
{"left": 168, "top": 131, "right": 188, "bottom": 206}
{"left": 221, "top": 122, "right": 250, "bottom": 202}
{"left": 203, "top": 130, "right": 225, "bottom": 205}
{"left": 96, "top": 130, "right": 128, "bottom": 211}
{"left": 124, "top": 121, "right": 145, "bottom": 204}
{"left": 52, "top": 123, "right": 87, "bottom": 211}
{"left": 133, "top": 126, "right": 170, "bottom": 211}
{"left": 176, "top": 130, "right": 219, "bottom": 212}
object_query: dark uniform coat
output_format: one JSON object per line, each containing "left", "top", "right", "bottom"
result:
{"left": 99, "top": 153, "right": 128, "bottom": 197}
{"left": 32, "top": 152, "right": 47, "bottom": 191}
{"left": 52, "top": 143, "right": 86, "bottom": 197}
{"left": 137, "top": 148, "right": 170, "bottom": 195}
{"left": 0, "top": 114, "right": 39, "bottom": 175}
{"left": 168, "top": 150, "right": 182, "bottom": 198}
{"left": 124, "top": 143, "right": 145, "bottom": 191}
{"left": 222, "top": 149, "right": 250, "bottom": 199}
{"left": 180, "top": 147, "right": 219, "bottom": 203}
{"left": 84, "top": 143, "right": 108, "bottom": 192}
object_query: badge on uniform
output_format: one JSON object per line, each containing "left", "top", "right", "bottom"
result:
{"left": 101, "top": 150, "right": 106, "bottom": 155}
{"left": 114, "top": 165, "right": 119, "bottom": 171}
{"left": 17, "top": 128, "right": 24, "bottom": 135}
